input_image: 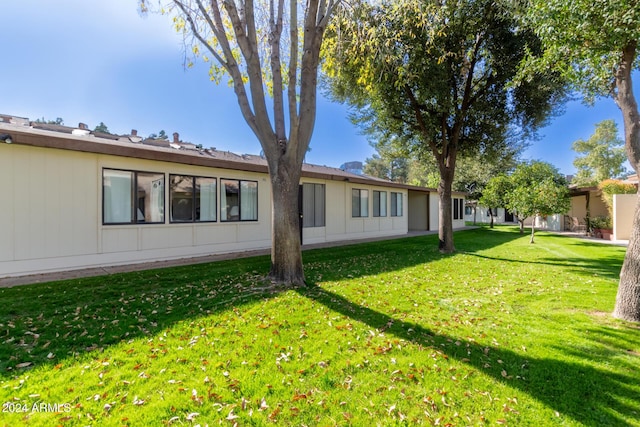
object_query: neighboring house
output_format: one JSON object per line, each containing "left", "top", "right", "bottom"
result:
{"left": 568, "top": 176, "right": 638, "bottom": 240}
{"left": 464, "top": 205, "right": 517, "bottom": 226}
{"left": 0, "top": 117, "right": 465, "bottom": 278}
{"left": 467, "top": 179, "right": 636, "bottom": 239}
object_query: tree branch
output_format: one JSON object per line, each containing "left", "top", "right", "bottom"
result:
{"left": 173, "top": 0, "right": 260, "bottom": 136}
{"left": 288, "top": 0, "right": 299, "bottom": 141}
{"left": 269, "top": 0, "right": 287, "bottom": 143}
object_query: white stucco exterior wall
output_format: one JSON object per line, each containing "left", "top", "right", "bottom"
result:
{"left": 0, "top": 142, "right": 416, "bottom": 278}
{"left": 614, "top": 194, "right": 637, "bottom": 241}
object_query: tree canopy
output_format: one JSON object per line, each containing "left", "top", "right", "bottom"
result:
{"left": 323, "top": 0, "right": 565, "bottom": 252}
{"left": 94, "top": 122, "right": 111, "bottom": 134}
{"left": 572, "top": 120, "right": 628, "bottom": 186}
{"left": 484, "top": 161, "right": 570, "bottom": 242}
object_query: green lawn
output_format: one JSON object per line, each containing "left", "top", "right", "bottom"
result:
{"left": 0, "top": 227, "right": 638, "bottom": 426}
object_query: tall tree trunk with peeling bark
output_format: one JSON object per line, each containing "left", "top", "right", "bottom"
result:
{"left": 144, "top": 0, "right": 340, "bottom": 286}
{"left": 613, "top": 41, "right": 640, "bottom": 321}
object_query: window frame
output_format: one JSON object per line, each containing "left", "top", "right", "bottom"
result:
{"left": 169, "top": 174, "right": 218, "bottom": 223}
{"left": 373, "top": 190, "right": 388, "bottom": 217}
{"left": 302, "top": 183, "right": 326, "bottom": 228}
{"left": 390, "top": 192, "right": 403, "bottom": 217}
{"left": 352, "top": 188, "right": 369, "bottom": 218}
{"left": 453, "top": 197, "right": 464, "bottom": 220}
{"left": 220, "top": 178, "right": 259, "bottom": 222}
{"left": 102, "top": 168, "right": 165, "bottom": 225}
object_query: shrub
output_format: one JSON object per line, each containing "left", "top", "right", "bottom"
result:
{"left": 598, "top": 179, "right": 637, "bottom": 214}
{"left": 590, "top": 216, "right": 613, "bottom": 230}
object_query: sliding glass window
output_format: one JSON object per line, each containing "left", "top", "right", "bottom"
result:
{"left": 103, "top": 168, "right": 165, "bottom": 224}
{"left": 170, "top": 175, "right": 217, "bottom": 223}
{"left": 373, "top": 190, "right": 387, "bottom": 217}
{"left": 220, "top": 179, "right": 258, "bottom": 221}
{"left": 391, "top": 192, "right": 403, "bottom": 217}
{"left": 352, "top": 189, "right": 369, "bottom": 218}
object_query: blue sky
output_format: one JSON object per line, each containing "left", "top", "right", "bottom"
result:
{"left": 1, "top": 0, "right": 635, "bottom": 176}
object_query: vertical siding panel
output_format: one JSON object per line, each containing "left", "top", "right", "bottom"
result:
{"left": 0, "top": 145, "right": 15, "bottom": 261}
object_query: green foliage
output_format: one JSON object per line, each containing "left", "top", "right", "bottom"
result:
{"left": 34, "top": 117, "right": 64, "bottom": 125}
{"left": 324, "top": 0, "right": 564, "bottom": 155}
{"left": 598, "top": 178, "right": 638, "bottom": 214}
{"left": 590, "top": 215, "right": 613, "bottom": 229}
{"left": 0, "top": 229, "right": 637, "bottom": 425}
{"left": 480, "top": 174, "right": 512, "bottom": 211}
{"left": 363, "top": 153, "right": 409, "bottom": 183}
{"left": 483, "top": 161, "right": 570, "bottom": 236}
{"left": 147, "top": 130, "right": 168, "bottom": 140}
{"left": 323, "top": 0, "right": 565, "bottom": 251}
{"left": 93, "top": 122, "right": 110, "bottom": 134}
{"left": 506, "top": 161, "right": 570, "bottom": 219}
{"left": 520, "top": 0, "right": 640, "bottom": 101}
{"left": 572, "top": 120, "right": 628, "bottom": 186}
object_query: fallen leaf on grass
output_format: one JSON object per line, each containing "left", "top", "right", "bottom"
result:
{"left": 16, "top": 362, "right": 33, "bottom": 368}
{"left": 259, "top": 397, "right": 268, "bottom": 411}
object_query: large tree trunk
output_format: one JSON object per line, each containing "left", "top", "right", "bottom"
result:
{"left": 268, "top": 160, "right": 305, "bottom": 285}
{"left": 438, "top": 172, "right": 455, "bottom": 253}
{"left": 613, "top": 41, "right": 640, "bottom": 322}
{"left": 614, "top": 193, "right": 640, "bottom": 321}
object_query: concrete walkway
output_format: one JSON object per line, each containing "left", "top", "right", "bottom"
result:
{"left": 551, "top": 230, "right": 629, "bottom": 247}
{"left": 0, "top": 229, "right": 445, "bottom": 288}
{"left": 0, "top": 227, "right": 626, "bottom": 288}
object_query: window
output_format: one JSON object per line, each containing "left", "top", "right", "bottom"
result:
{"left": 103, "top": 168, "right": 165, "bottom": 224}
{"left": 170, "top": 175, "right": 217, "bottom": 222}
{"left": 220, "top": 179, "right": 258, "bottom": 221}
{"left": 303, "top": 183, "right": 325, "bottom": 227}
{"left": 453, "top": 198, "right": 464, "bottom": 220}
{"left": 373, "top": 190, "right": 387, "bottom": 217}
{"left": 352, "top": 189, "right": 369, "bottom": 217}
{"left": 391, "top": 192, "right": 403, "bottom": 217}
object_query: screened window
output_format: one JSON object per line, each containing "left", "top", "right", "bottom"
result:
{"left": 373, "top": 190, "right": 387, "bottom": 217}
{"left": 103, "top": 169, "right": 165, "bottom": 224}
{"left": 170, "top": 175, "right": 217, "bottom": 223}
{"left": 352, "top": 189, "right": 369, "bottom": 218}
{"left": 303, "top": 183, "right": 325, "bottom": 227}
{"left": 391, "top": 192, "right": 403, "bottom": 217}
{"left": 220, "top": 179, "right": 258, "bottom": 221}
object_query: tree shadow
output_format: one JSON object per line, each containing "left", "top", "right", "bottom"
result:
{"left": 296, "top": 283, "right": 640, "bottom": 426}
{"left": 464, "top": 252, "right": 624, "bottom": 281}
{"left": 0, "top": 228, "right": 521, "bottom": 377}
{"left": 0, "top": 255, "right": 281, "bottom": 376}
{"left": 301, "top": 226, "right": 525, "bottom": 282}
{"left": 1, "top": 227, "right": 617, "bottom": 378}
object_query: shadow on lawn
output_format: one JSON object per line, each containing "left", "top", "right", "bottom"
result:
{"left": 465, "top": 252, "right": 624, "bottom": 281}
{"left": 0, "top": 227, "right": 636, "bottom": 424}
{"left": 0, "top": 228, "right": 521, "bottom": 377}
{"left": 296, "top": 284, "right": 640, "bottom": 427}
{"left": 458, "top": 231, "right": 625, "bottom": 281}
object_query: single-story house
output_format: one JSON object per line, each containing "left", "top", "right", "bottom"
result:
{"left": 0, "top": 116, "right": 466, "bottom": 278}
{"left": 567, "top": 182, "right": 637, "bottom": 240}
